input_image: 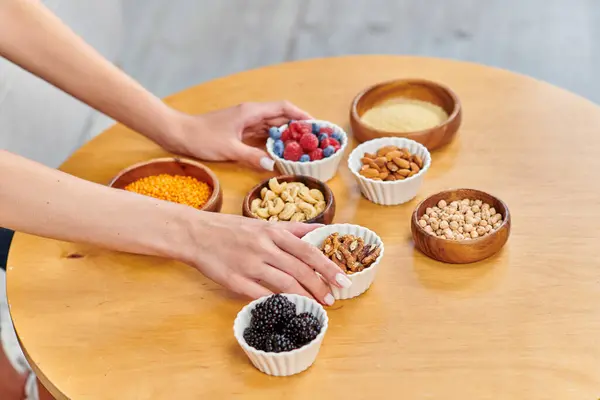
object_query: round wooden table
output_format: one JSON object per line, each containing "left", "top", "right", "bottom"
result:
{"left": 7, "top": 56, "right": 600, "bottom": 399}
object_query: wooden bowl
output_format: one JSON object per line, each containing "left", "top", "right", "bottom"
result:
{"left": 108, "top": 157, "right": 223, "bottom": 212}
{"left": 242, "top": 175, "right": 335, "bottom": 224}
{"left": 411, "top": 189, "right": 511, "bottom": 264}
{"left": 350, "top": 79, "right": 462, "bottom": 150}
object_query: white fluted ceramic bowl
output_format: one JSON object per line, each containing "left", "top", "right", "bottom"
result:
{"left": 348, "top": 137, "right": 431, "bottom": 205}
{"left": 266, "top": 120, "right": 348, "bottom": 182}
{"left": 302, "top": 224, "right": 385, "bottom": 299}
{"left": 233, "top": 294, "right": 329, "bottom": 376}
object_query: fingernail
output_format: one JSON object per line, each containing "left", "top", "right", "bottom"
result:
{"left": 324, "top": 293, "right": 335, "bottom": 306}
{"left": 335, "top": 273, "right": 352, "bottom": 288}
{"left": 260, "top": 157, "right": 275, "bottom": 171}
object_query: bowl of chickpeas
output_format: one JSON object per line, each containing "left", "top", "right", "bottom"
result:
{"left": 242, "top": 175, "right": 335, "bottom": 224}
{"left": 411, "top": 188, "right": 511, "bottom": 264}
{"left": 108, "top": 157, "right": 223, "bottom": 212}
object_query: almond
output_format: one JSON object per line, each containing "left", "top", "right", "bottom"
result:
{"left": 360, "top": 168, "right": 380, "bottom": 178}
{"left": 374, "top": 157, "right": 387, "bottom": 169}
{"left": 412, "top": 155, "right": 424, "bottom": 169}
{"left": 396, "top": 169, "right": 411, "bottom": 177}
{"left": 376, "top": 145, "right": 399, "bottom": 157}
{"left": 392, "top": 157, "right": 411, "bottom": 169}
{"left": 385, "top": 150, "right": 403, "bottom": 161}
{"left": 410, "top": 162, "right": 420, "bottom": 173}
{"left": 386, "top": 161, "right": 399, "bottom": 172}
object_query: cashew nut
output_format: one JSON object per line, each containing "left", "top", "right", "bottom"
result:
{"left": 315, "top": 200, "right": 326, "bottom": 214}
{"left": 279, "top": 203, "right": 296, "bottom": 221}
{"left": 291, "top": 212, "right": 306, "bottom": 222}
{"left": 298, "top": 186, "right": 318, "bottom": 204}
{"left": 255, "top": 207, "right": 270, "bottom": 219}
{"left": 268, "top": 197, "right": 285, "bottom": 216}
{"left": 298, "top": 202, "right": 318, "bottom": 219}
{"left": 260, "top": 187, "right": 268, "bottom": 198}
{"left": 268, "top": 178, "right": 287, "bottom": 195}
{"left": 261, "top": 190, "right": 276, "bottom": 207}
{"left": 250, "top": 198, "right": 262, "bottom": 213}
{"left": 268, "top": 215, "right": 279, "bottom": 222}
{"left": 281, "top": 189, "right": 294, "bottom": 203}
{"left": 309, "top": 189, "right": 325, "bottom": 202}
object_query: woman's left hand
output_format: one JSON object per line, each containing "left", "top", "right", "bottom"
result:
{"left": 166, "top": 101, "right": 312, "bottom": 171}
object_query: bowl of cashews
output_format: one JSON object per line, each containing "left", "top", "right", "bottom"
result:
{"left": 242, "top": 175, "right": 336, "bottom": 224}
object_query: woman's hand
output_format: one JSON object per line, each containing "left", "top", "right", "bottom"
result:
{"left": 183, "top": 212, "right": 352, "bottom": 306}
{"left": 166, "top": 101, "right": 312, "bottom": 171}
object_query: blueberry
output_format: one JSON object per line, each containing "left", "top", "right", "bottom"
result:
{"left": 312, "top": 123, "right": 320, "bottom": 134}
{"left": 318, "top": 133, "right": 328, "bottom": 143}
{"left": 332, "top": 131, "right": 343, "bottom": 142}
{"left": 299, "top": 154, "right": 310, "bottom": 162}
{"left": 273, "top": 140, "right": 284, "bottom": 158}
{"left": 323, "top": 146, "right": 335, "bottom": 158}
{"left": 269, "top": 127, "right": 282, "bottom": 140}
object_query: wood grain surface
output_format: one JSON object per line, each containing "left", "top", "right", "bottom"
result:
{"left": 7, "top": 56, "right": 600, "bottom": 399}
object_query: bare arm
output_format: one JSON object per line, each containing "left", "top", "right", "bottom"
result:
{"left": 0, "top": 150, "right": 193, "bottom": 261}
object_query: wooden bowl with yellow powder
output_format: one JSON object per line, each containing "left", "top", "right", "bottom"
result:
{"left": 108, "top": 157, "right": 223, "bottom": 212}
{"left": 350, "top": 79, "right": 461, "bottom": 150}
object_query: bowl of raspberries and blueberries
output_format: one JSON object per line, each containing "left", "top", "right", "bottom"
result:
{"left": 233, "top": 294, "right": 329, "bottom": 376}
{"left": 266, "top": 120, "right": 348, "bottom": 182}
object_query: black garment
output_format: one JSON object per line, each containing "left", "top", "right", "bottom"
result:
{"left": 0, "top": 228, "right": 14, "bottom": 271}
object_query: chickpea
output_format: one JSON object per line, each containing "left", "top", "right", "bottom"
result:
{"left": 482, "top": 203, "right": 490, "bottom": 211}
{"left": 438, "top": 200, "right": 447, "bottom": 208}
{"left": 422, "top": 214, "right": 430, "bottom": 221}
{"left": 436, "top": 229, "right": 443, "bottom": 236}
{"left": 426, "top": 207, "right": 433, "bottom": 216}
{"left": 424, "top": 225, "right": 434, "bottom": 234}
{"left": 479, "top": 219, "right": 488, "bottom": 227}
{"left": 460, "top": 205, "right": 470, "bottom": 214}
{"left": 466, "top": 216, "right": 475, "bottom": 225}
{"left": 439, "top": 220, "right": 449, "bottom": 230}
{"left": 461, "top": 199, "right": 470, "bottom": 206}
{"left": 458, "top": 226, "right": 464, "bottom": 233}
{"left": 419, "top": 219, "right": 427, "bottom": 228}
{"left": 451, "top": 214, "right": 460, "bottom": 222}
{"left": 470, "top": 230, "right": 479, "bottom": 239}
{"left": 466, "top": 210, "right": 474, "bottom": 218}
{"left": 493, "top": 222, "right": 502, "bottom": 229}
{"left": 459, "top": 220, "right": 465, "bottom": 226}
{"left": 471, "top": 205, "right": 480, "bottom": 213}
{"left": 430, "top": 220, "right": 440, "bottom": 231}
{"left": 450, "top": 201, "right": 459, "bottom": 210}
{"left": 474, "top": 200, "right": 483, "bottom": 207}
{"left": 441, "top": 213, "right": 450, "bottom": 221}
{"left": 490, "top": 207, "right": 496, "bottom": 216}
{"left": 464, "top": 224, "right": 474, "bottom": 233}
{"left": 482, "top": 210, "right": 491, "bottom": 221}
{"left": 449, "top": 221, "right": 459, "bottom": 230}
{"left": 476, "top": 226, "right": 486, "bottom": 236}
{"left": 485, "top": 225, "right": 492, "bottom": 233}
{"left": 474, "top": 212, "right": 482, "bottom": 219}
{"left": 456, "top": 233, "right": 465, "bottom": 240}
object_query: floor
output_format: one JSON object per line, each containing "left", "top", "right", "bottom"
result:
{"left": 119, "top": 0, "right": 599, "bottom": 104}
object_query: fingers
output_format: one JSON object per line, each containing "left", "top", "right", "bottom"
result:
{"left": 278, "top": 221, "right": 323, "bottom": 238}
{"left": 270, "top": 229, "right": 352, "bottom": 291}
{"left": 263, "top": 251, "right": 334, "bottom": 305}
{"left": 239, "top": 101, "right": 312, "bottom": 127}
{"left": 255, "top": 265, "right": 316, "bottom": 301}
{"left": 230, "top": 142, "right": 275, "bottom": 171}
{"left": 227, "top": 274, "right": 273, "bottom": 299}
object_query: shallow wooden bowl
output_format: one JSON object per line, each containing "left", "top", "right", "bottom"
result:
{"left": 350, "top": 79, "right": 462, "bottom": 150}
{"left": 242, "top": 175, "right": 335, "bottom": 224}
{"left": 411, "top": 189, "right": 511, "bottom": 264}
{"left": 108, "top": 157, "right": 223, "bottom": 212}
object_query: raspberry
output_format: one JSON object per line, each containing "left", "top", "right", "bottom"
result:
{"left": 268, "top": 127, "right": 281, "bottom": 140}
{"left": 323, "top": 146, "right": 335, "bottom": 158}
{"left": 309, "top": 148, "right": 323, "bottom": 161}
{"left": 273, "top": 140, "right": 284, "bottom": 158}
{"left": 328, "top": 138, "right": 341, "bottom": 151}
{"left": 299, "top": 154, "right": 310, "bottom": 162}
{"left": 320, "top": 126, "right": 334, "bottom": 136}
{"left": 290, "top": 122, "right": 310, "bottom": 139}
{"left": 283, "top": 141, "right": 303, "bottom": 161}
{"left": 299, "top": 133, "right": 319, "bottom": 151}
{"left": 281, "top": 128, "right": 293, "bottom": 142}
{"left": 319, "top": 138, "right": 331, "bottom": 149}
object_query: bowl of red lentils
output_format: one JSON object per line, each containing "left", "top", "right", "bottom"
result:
{"left": 108, "top": 157, "right": 223, "bottom": 212}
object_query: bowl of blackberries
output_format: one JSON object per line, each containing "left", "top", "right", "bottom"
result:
{"left": 233, "top": 294, "right": 329, "bottom": 376}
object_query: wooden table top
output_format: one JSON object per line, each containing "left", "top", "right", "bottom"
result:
{"left": 7, "top": 56, "right": 600, "bottom": 399}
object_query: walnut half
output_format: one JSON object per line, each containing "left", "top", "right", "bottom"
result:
{"left": 320, "top": 233, "right": 381, "bottom": 274}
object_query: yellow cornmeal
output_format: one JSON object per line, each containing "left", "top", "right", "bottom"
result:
{"left": 361, "top": 98, "right": 449, "bottom": 132}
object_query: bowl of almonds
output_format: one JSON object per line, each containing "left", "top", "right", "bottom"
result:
{"left": 347, "top": 137, "right": 431, "bottom": 205}
{"left": 411, "top": 188, "right": 511, "bottom": 264}
{"left": 242, "top": 176, "right": 335, "bottom": 224}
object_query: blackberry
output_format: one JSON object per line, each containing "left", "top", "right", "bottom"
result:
{"left": 243, "top": 327, "right": 268, "bottom": 351}
{"left": 264, "top": 333, "right": 295, "bottom": 353}
{"left": 250, "top": 294, "right": 296, "bottom": 333}
{"left": 283, "top": 312, "right": 322, "bottom": 347}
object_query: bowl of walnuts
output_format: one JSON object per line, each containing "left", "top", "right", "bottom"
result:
{"left": 411, "top": 188, "right": 511, "bottom": 264}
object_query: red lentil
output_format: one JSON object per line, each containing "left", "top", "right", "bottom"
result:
{"left": 124, "top": 174, "right": 212, "bottom": 209}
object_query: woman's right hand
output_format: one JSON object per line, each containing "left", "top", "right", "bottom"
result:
{"left": 184, "top": 213, "right": 352, "bottom": 305}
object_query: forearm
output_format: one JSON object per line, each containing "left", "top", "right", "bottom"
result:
{"left": 0, "top": 0, "right": 180, "bottom": 148}
{"left": 0, "top": 150, "right": 194, "bottom": 261}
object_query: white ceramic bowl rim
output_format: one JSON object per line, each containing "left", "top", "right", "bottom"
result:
{"left": 302, "top": 223, "right": 384, "bottom": 279}
{"left": 348, "top": 137, "right": 431, "bottom": 185}
{"left": 266, "top": 119, "right": 349, "bottom": 166}
{"left": 233, "top": 293, "right": 329, "bottom": 357}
